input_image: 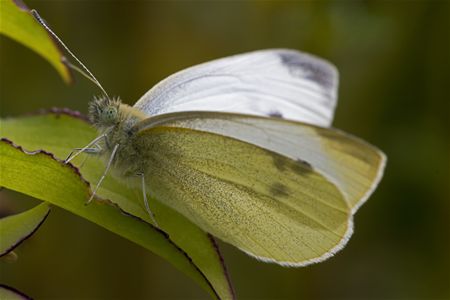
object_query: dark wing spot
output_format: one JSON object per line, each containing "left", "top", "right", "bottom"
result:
{"left": 270, "top": 182, "right": 290, "bottom": 197}
{"left": 297, "top": 158, "right": 312, "bottom": 168}
{"left": 279, "top": 52, "right": 334, "bottom": 90}
{"left": 271, "top": 154, "right": 313, "bottom": 176}
{"left": 290, "top": 159, "right": 313, "bottom": 175}
{"left": 268, "top": 110, "right": 283, "bottom": 119}
{"left": 271, "top": 154, "right": 287, "bottom": 171}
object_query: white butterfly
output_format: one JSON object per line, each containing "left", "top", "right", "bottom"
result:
{"left": 33, "top": 8, "right": 385, "bottom": 267}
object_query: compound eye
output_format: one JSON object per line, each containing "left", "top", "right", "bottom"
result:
{"left": 103, "top": 107, "right": 117, "bottom": 122}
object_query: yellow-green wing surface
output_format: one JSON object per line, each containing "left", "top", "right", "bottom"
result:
{"left": 137, "top": 126, "right": 352, "bottom": 266}
{"left": 137, "top": 112, "right": 386, "bottom": 214}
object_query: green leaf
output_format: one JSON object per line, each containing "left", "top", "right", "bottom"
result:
{"left": 0, "top": 284, "right": 31, "bottom": 300}
{"left": 0, "top": 111, "right": 234, "bottom": 300}
{"left": 0, "top": 0, "right": 72, "bottom": 83}
{"left": 0, "top": 202, "right": 50, "bottom": 257}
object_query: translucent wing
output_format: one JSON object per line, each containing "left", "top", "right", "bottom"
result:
{"left": 137, "top": 112, "right": 386, "bottom": 214}
{"left": 137, "top": 126, "right": 352, "bottom": 266}
{"left": 133, "top": 49, "right": 338, "bottom": 127}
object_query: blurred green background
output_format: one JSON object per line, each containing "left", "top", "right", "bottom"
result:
{"left": 1, "top": 1, "right": 449, "bottom": 299}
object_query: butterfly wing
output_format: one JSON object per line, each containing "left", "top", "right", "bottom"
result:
{"left": 131, "top": 50, "right": 384, "bottom": 265}
{"left": 136, "top": 125, "right": 352, "bottom": 266}
{"left": 133, "top": 49, "right": 338, "bottom": 127}
{"left": 136, "top": 112, "right": 386, "bottom": 214}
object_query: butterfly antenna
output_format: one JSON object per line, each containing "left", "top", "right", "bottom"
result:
{"left": 31, "top": 9, "right": 110, "bottom": 100}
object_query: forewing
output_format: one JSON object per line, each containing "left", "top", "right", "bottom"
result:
{"left": 137, "top": 126, "right": 352, "bottom": 266}
{"left": 133, "top": 49, "right": 338, "bottom": 127}
{"left": 137, "top": 112, "right": 386, "bottom": 213}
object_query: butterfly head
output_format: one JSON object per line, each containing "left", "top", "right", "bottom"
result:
{"left": 88, "top": 96, "right": 122, "bottom": 129}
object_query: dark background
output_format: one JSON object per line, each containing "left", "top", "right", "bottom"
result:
{"left": 1, "top": 1, "right": 449, "bottom": 299}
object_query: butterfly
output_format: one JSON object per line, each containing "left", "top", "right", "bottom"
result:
{"left": 33, "top": 11, "right": 386, "bottom": 267}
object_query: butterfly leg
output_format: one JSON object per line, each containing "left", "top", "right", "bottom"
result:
{"left": 77, "top": 145, "right": 101, "bottom": 169}
{"left": 139, "top": 172, "right": 159, "bottom": 228}
{"left": 86, "top": 143, "right": 119, "bottom": 205}
{"left": 65, "top": 144, "right": 102, "bottom": 166}
{"left": 78, "top": 144, "right": 103, "bottom": 169}
{"left": 65, "top": 132, "right": 108, "bottom": 163}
